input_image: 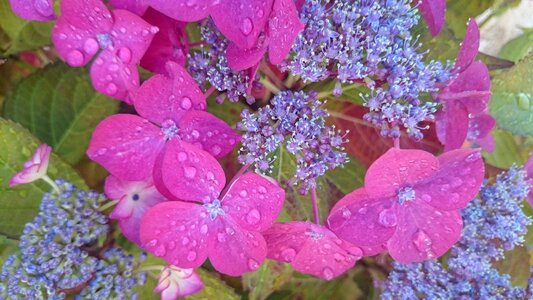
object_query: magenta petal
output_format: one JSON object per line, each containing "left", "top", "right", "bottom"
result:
{"left": 105, "top": 176, "right": 166, "bottom": 245}
{"left": 140, "top": 8, "right": 188, "bottom": 74}
{"left": 360, "top": 244, "right": 386, "bottom": 256}
{"left": 87, "top": 114, "right": 165, "bottom": 181}
{"left": 443, "top": 61, "right": 491, "bottom": 114}
{"left": 526, "top": 155, "right": 533, "bottom": 207}
{"left": 110, "top": 9, "right": 158, "bottom": 64}
{"left": 158, "top": 139, "right": 226, "bottom": 202}
{"left": 178, "top": 111, "right": 241, "bottom": 158}
{"left": 210, "top": 0, "right": 274, "bottom": 49}
{"left": 90, "top": 50, "right": 140, "bottom": 103}
{"left": 474, "top": 133, "right": 495, "bottom": 153}
{"left": 435, "top": 100, "right": 469, "bottom": 152}
{"left": 109, "top": 0, "right": 148, "bottom": 15}
{"left": 155, "top": 267, "right": 203, "bottom": 299}
{"left": 140, "top": 201, "right": 210, "bottom": 269}
{"left": 364, "top": 148, "right": 439, "bottom": 198}
{"left": 145, "top": 0, "right": 210, "bottom": 21}
{"left": 222, "top": 173, "right": 285, "bottom": 232}
{"left": 58, "top": 0, "right": 113, "bottom": 33}
{"left": 467, "top": 113, "right": 496, "bottom": 141}
{"left": 327, "top": 188, "right": 396, "bottom": 247}
{"left": 134, "top": 62, "right": 206, "bottom": 125}
{"left": 455, "top": 19, "right": 480, "bottom": 72}
{"left": 417, "top": 0, "right": 446, "bottom": 36}
{"left": 226, "top": 42, "right": 266, "bottom": 71}
{"left": 267, "top": 0, "right": 304, "bottom": 65}
{"left": 416, "top": 149, "right": 484, "bottom": 211}
{"left": 9, "top": 0, "right": 55, "bottom": 21}
{"left": 387, "top": 201, "right": 463, "bottom": 263}
{"left": 264, "top": 222, "right": 363, "bottom": 280}
{"left": 208, "top": 217, "right": 267, "bottom": 276}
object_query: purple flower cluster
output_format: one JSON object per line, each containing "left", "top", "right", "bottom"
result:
{"left": 382, "top": 167, "right": 532, "bottom": 299}
{"left": 286, "top": 0, "right": 451, "bottom": 140}
{"left": 238, "top": 90, "right": 347, "bottom": 191}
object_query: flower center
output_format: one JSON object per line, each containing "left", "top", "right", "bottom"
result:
{"left": 398, "top": 186, "right": 416, "bottom": 205}
{"left": 305, "top": 230, "right": 324, "bottom": 240}
{"left": 203, "top": 199, "right": 225, "bottom": 220}
{"left": 96, "top": 33, "right": 112, "bottom": 49}
{"left": 161, "top": 120, "right": 180, "bottom": 141}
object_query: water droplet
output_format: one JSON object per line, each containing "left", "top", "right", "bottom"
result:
{"left": 200, "top": 224, "right": 208, "bottom": 234}
{"left": 167, "top": 241, "right": 176, "bottom": 250}
{"left": 212, "top": 145, "right": 221, "bottom": 156}
{"left": 333, "top": 253, "right": 345, "bottom": 262}
{"left": 181, "top": 97, "right": 192, "bottom": 110}
{"left": 154, "top": 245, "right": 166, "bottom": 257}
{"left": 118, "top": 47, "right": 132, "bottom": 63}
{"left": 341, "top": 207, "right": 351, "bottom": 219}
{"left": 413, "top": 230, "right": 434, "bottom": 258}
{"left": 183, "top": 166, "right": 197, "bottom": 178}
{"left": 217, "top": 232, "right": 226, "bottom": 242}
{"left": 258, "top": 186, "right": 267, "bottom": 194}
{"left": 240, "top": 18, "right": 253, "bottom": 35}
{"left": 106, "top": 83, "right": 118, "bottom": 95}
{"left": 186, "top": 0, "right": 196, "bottom": 6}
{"left": 248, "top": 258, "right": 259, "bottom": 270}
{"left": 182, "top": 237, "right": 190, "bottom": 245}
{"left": 358, "top": 207, "right": 367, "bottom": 214}
{"left": 187, "top": 251, "right": 197, "bottom": 261}
{"left": 280, "top": 248, "right": 296, "bottom": 262}
{"left": 191, "top": 130, "right": 200, "bottom": 139}
{"left": 465, "top": 152, "right": 480, "bottom": 162}
{"left": 97, "top": 148, "right": 107, "bottom": 155}
{"left": 239, "top": 190, "right": 248, "bottom": 197}
{"left": 450, "top": 193, "right": 460, "bottom": 203}
{"left": 322, "top": 267, "right": 334, "bottom": 280}
{"left": 421, "top": 194, "right": 432, "bottom": 203}
{"left": 83, "top": 38, "right": 99, "bottom": 55}
{"left": 66, "top": 50, "right": 84, "bottom": 67}
{"left": 145, "top": 239, "right": 158, "bottom": 248}
{"left": 177, "top": 151, "right": 187, "bottom": 162}
{"left": 378, "top": 208, "right": 397, "bottom": 227}
{"left": 246, "top": 209, "right": 261, "bottom": 225}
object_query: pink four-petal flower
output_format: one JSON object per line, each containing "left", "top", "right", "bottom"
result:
{"left": 140, "top": 141, "right": 285, "bottom": 276}
{"left": 154, "top": 266, "right": 203, "bottom": 300}
{"left": 327, "top": 147, "right": 484, "bottom": 263}
{"left": 104, "top": 175, "right": 166, "bottom": 245}
{"left": 51, "top": 0, "right": 158, "bottom": 103}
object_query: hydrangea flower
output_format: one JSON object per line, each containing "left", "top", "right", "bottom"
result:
{"left": 140, "top": 8, "right": 189, "bottom": 74}
{"left": 383, "top": 167, "right": 531, "bottom": 298}
{"left": 264, "top": 221, "right": 363, "bottom": 280}
{"left": 104, "top": 175, "right": 166, "bottom": 245}
{"left": 327, "top": 147, "right": 484, "bottom": 263}
{"left": 154, "top": 266, "right": 203, "bottom": 299}
{"left": 416, "top": 0, "right": 446, "bottom": 36}
{"left": 9, "top": 144, "right": 51, "bottom": 187}
{"left": 238, "top": 90, "right": 348, "bottom": 191}
{"left": 435, "top": 20, "right": 494, "bottom": 152}
{"left": 9, "top": 0, "right": 55, "bottom": 21}
{"left": 87, "top": 61, "right": 240, "bottom": 181}
{"left": 526, "top": 154, "right": 533, "bottom": 206}
{"left": 51, "top": 0, "right": 158, "bottom": 103}
{"left": 140, "top": 140, "right": 285, "bottom": 276}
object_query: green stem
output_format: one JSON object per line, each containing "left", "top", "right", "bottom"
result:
{"left": 42, "top": 175, "right": 60, "bottom": 194}
{"left": 98, "top": 199, "right": 119, "bottom": 212}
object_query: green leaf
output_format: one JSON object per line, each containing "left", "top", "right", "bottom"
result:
{"left": 187, "top": 269, "right": 239, "bottom": 300}
{"left": 0, "top": 117, "right": 86, "bottom": 238}
{"left": 0, "top": 0, "right": 53, "bottom": 55}
{"left": 499, "top": 30, "right": 533, "bottom": 62}
{"left": 324, "top": 155, "right": 365, "bottom": 194}
{"left": 242, "top": 260, "right": 293, "bottom": 300}
{"left": 0, "top": 234, "right": 18, "bottom": 266}
{"left": 482, "top": 129, "right": 531, "bottom": 169}
{"left": 493, "top": 246, "right": 531, "bottom": 287}
{"left": 489, "top": 55, "right": 533, "bottom": 136}
{"left": 3, "top": 62, "right": 119, "bottom": 164}
{"left": 445, "top": 0, "right": 495, "bottom": 37}
{"left": 208, "top": 98, "right": 247, "bottom": 126}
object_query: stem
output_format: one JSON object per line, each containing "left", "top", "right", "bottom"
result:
{"left": 42, "top": 175, "right": 60, "bottom": 194}
{"left": 311, "top": 187, "right": 320, "bottom": 224}
{"left": 136, "top": 265, "right": 165, "bottom": 273}
{"left": 220, "top": 164, "right": 251, "bottom": 198}
{"left": 260, "top": 63, "right": 285, "bottom": 89}
{"left": 260, "top": 77, "right": 280, "bottom": 95}
{"left": 205, "top": 86, "right": 216, "bottom": 98}
{"left": 98, "top": 199, "right": 119, "bottom": 212}
{"left": 393, "top": 137, "right": 400, "bottom": 149}
{"left": 188, "top": 41, "right": 207, "bottom": 48}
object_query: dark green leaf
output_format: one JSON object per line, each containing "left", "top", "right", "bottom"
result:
{"left": 482, "top": 129, "right": 531, "bottom": 169}
{"left": 187, "top": 269, "right": 239, "bottom": 300}
{"left": 493, "top": 246, "right": 531, "bottom": 287}
{"left": 3, "top": 62, "right": 119, "bottom": 164}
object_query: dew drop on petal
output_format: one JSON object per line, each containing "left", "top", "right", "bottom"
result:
{"left": 240, "top": 18, "right": 253, "bottom": 35}
{"left": 200, "top": 224, "right": 208, "bottom": 234}
{"left": 333, "top": 253, "right": 345, "bottom": 262}
{"left": 66, "top": 50, "right": 84, "bottom": 67}
{"left": 258, "top": 186, "right": 267, "bottom": 194}
{"left": 154, "top": 245, "right": 166, "bottom": 257}
{"left": 322, "top": 267, "right": 334, "bottom": 280}
{"left": 183, "top": 166, "right": 197, "bottom": 178}
{"left": 83, "top": 38, "right": 99, "bottom": 55}
{"left": 118, "top": 47, "right": 132, "bottom": 63}
{"left": 212, "top": 145, "right": 221, "bottom": 156}
{"left": 187, "top": 251, "right": 197, "bottom": 261}
{"left": 239, "top": 190, "right": 248, "bottom": 197}
{"left": 248, "top": 258, "right": 259, "bottom": 270}
{"left": 106, "top": 83, "right": 118, "bottom": 95}
{"left": 181, "top": 237, "right": 190, "bottom": 245}
{"left": 177, "top": 152, "right": 187, "bottom": 162}
{"left": 246, "top": 209, "right": 261, "bottom": 225}
{"left": 181, "top": 97, "right": 192, "bottom": 110}
{"left": 378, "top": 208, "right": 397, "bottom": 227}
{"left": 341, "top": 207, "right": 351, "bottom": 219}
{"left": 280, "top": 248, "right": 296, "bottom": 262}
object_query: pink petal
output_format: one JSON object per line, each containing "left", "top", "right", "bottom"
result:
{"left": 9, "top": 0, "right": 55, "bottom": 21}
{"left": 51, "top": 0, "right": 113, "bottom": 66}
{"left": 415, "top": 149, "right": 484, "bottom": 211}
{"left": 327, "top": 188, "right": 396, "bottom": 247}
{"left": 155, "top": 267, "right": 203, "bottom": 299}
{"left": 207, "top": 216, "right": 267, "bottom": 276}
{"left": 178, "top": 111, "right": 241, "bottom": 158}
{"left": 467, "top": 113, "right": 496, "bottom": 141}
{"left": 526, "top": 155, "right": 533, "bottom": 207}
{"left": 442, "top": 61, "right": 491, "bottom": 114}
{"left": 10, "top": 165, "right": 43, "bottom": 187}
{"left": 417, "top": 0, "right": 446, "bottom": 36}
{"left": 105, "top": 176, "right": 167, "bottom": 245}
{"left": 156, "top": 139, "right": 226, "bottom": 202}
{"left": 87, "top": 114, "right": 165, "bottom": 181}
{"left": 360, "top": 244, "right": 386, "bottom": 256}
{"left": 140, "top": 201, "right": 210, "bottom": 269}
{"left": 364, "top": 148, "right": 440, "bottom": 198}
{"left": 435, "top": 100, "right": 469, "bottom": 152}
{"left": 134, "top": 62, "right": 206, "bottom": 125}
{"left": 267, "top": 0, "right": 304, "bottom": 65}
{"left": 210, "top": 0, "right": 274, "bottom": 49}
{"left": 226, "top": 42, "right": 266, "bottom": 71}
{"left": 474, "top": 133, "right": 495, "bottom": 153}
{"left": 144, "top": 0, "right": 210, "bottom": 21}
{"left": 264, "top": 222, "right": 363, "bottom": 280}
{"left": 140, "top": 8, "right": 189, "bottom": 74}
{"left": 90, "top": 50, "right": 140, "bottom": 103}
{"left": 455, "top": 19, "right": 480, "bottom": 72}
{"left": 222, "top": 173, "right": 285, "bottom": 232}
{"left": 387, "top": 200, "right": 463, "bottom": 263}
{"left": 109, "top": 0, "right": 148, "bottom": 15}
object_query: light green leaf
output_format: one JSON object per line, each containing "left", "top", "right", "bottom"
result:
{"left": 482, "top": 129, "right": 531, "bottom": 169}
{"left": 3, "top": 62, "right": 119, "bottom": 164}
{"left": 493, "top": 246, "right": 531, "bottom": 287}
{"left": 0, "top": 117, "right": 86, "bottom": 238}
{"left": 489, "top": 55, "right": 533, "bottom": 136}
{"left": 0, "top": 0, "right": 53, "bottom": 55}
{"left": 499, "top": 30, "right": 533, "bottom": 62}
{"left": 445, "top": 0, "right": 495, "bottom": 37}
{"left": 187, "top": 269, "right": 239, "bottom": 300}
{"left": 208, "top": 98, "right": 247, "bottom": 126}
{"left": 0, "top": 234, "right": 18, "bottom": 266}
{"left": 325, "top": 155, "right": 365, "bottom": 194}
{"left": 242, "top": 260, "right": 293, "bottom": 300}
